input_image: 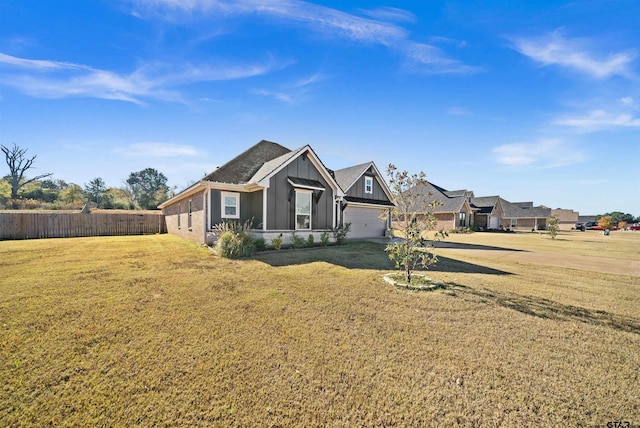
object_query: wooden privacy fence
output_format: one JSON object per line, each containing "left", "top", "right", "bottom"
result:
{"left": 0, "top": 212, "right": 166, "bottom": 240}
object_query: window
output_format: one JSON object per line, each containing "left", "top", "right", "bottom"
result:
{"left": 364, "top": 176, "right": 373, "bottom": 194}
{"left": 295, "top": 190, "right": 311, "bottom": 230}
{"left": 221, "top": 192, "right": 240, "bottom": 219}
{"left": 177, "top": 203, "right": 181, "bottom": 228}
{"left": 511, "top": 219, "right": 517, "bottom": 228}
{"left": 459, "top": 212, "right": 466, "bottom": 227}
{"left": 188, "top": 199, "right": 192, "bottom": 228}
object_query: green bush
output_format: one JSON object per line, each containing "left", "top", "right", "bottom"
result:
{"left": 292, "top": 233, "right": 306, "bottom": 248}
{"left": 216, "top": 230, "right": 255, "bottom": 258}
{"left": 271, "top": 235, "right": 283, "bottom": 250}
{"left": 253, "top": 237, "right": 266, "bottom": 251}
{"left": 320, "top": 231, "right": 330, "bottom": 246}
{"left": 213, "top": 219, "right": 255, "bottom": 258}
{"left": 307, "top": 234, "right": 314, "bottom": 246}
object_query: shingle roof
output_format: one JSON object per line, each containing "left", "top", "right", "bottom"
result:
{"left": 203, "top": 140, "right": 291, "bottom": 184}
{"left": 470, "top": 196, "right": 500, "bottom": 213}
{"left": 408, "top": 182, "right": 466, "bottom": 213}
{"left": 501, "top": 200, "right": 551, "bottom": 218}
{"left": 248, "top": 146, "right": 304, "bottom": 184}
{"left": 333, "top": 162, "right": 373, "bottom": 192}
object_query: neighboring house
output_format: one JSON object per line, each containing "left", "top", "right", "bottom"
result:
{"left": 500, "top": 201, "right": 551, "bottom": 231}
{"left": 551, "top": 208, "right": 579, "bottom": 230}
{"left": 159, "top": 140, "right": 393, "bottom": 245}
{"left": 407, "top": 182, "right": 555, "bottom": 232}
{"left": 578, "top": 215, "right": 597, "bottom": 224}
{"left": 470, "top": 196, "right": 503, "bottom": 229}
{"left": 403, "top": 182, "right": 474, "bottom": 231}
{"left": 333, "top": 162, "right": 395, "bottom": 239}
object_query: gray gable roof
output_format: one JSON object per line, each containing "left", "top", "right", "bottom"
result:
{"left": 470, "top": 196, "right": 500, "bottom": 213}
{"left": 333, "top": 162, "right": 374, "bottom": 192}
{"left": 203, "top": 140, "right": 291, "bottom": 184}
{"left": 501, "top": 200, "right": 551, "bottom": 218}
{"left": 248, "top": 146, "right": 305, "bottom": 184}
{"left": 333, "top": 162, "right": 382, "bottom": 192}
{"left": 409, "top": 182, "right": 467, "bottom": 213}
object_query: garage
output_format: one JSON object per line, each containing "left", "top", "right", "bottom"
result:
{"left": 343, "top": 205, "right": 388, "bottom": 239}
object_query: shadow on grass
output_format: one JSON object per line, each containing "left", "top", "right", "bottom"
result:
{"left": 254, "top": 242, "right": 511, "bottom": 275}
{"left": 434, "top": 242, "right": 527, "bottom": 251}
{"left": 445, "top": 283, "right": 640, "bottom": 335}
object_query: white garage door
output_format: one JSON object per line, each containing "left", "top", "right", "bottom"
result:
{"left": 343, "top": 206, "right": 387, "bottom": 239}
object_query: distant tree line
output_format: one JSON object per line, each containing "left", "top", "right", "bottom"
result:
{"left": 1, "top": 143, "right": 173, "bottom": 210}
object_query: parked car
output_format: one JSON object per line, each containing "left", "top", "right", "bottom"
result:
{"left": 584, "top": 221, "right": 600, "bottom": 230}
{"left": 628, "top": 223, "right": 640, "bottom": 231}
{"left": 575, "top": 223, "right": 585, "bottom": 231}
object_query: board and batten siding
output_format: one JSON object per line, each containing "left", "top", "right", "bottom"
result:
{"left": 209, "top": 189, "right": 263, "bottom": 228}
{"left": 346, "top": 173, "right": 390, "bottom": 203}
{"left": 266, "top": 155, "right": 333, "bottom": 230}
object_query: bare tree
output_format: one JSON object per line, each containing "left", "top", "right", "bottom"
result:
{"left": 1, "top": 143, "right": 53, "bottom": 199}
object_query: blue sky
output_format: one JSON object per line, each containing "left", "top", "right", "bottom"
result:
{"left": 1, "top": 0, "right": 639, "bottom": 215}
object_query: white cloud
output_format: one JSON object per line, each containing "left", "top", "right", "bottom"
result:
{"left": 511, "top": 30, "right": 637, "bottom": 79}
{"left": 116, "top": 142, "right": 203, "bottom": 157}
{"left": 358, "top": 7, "right": 416, "bottom": 23}
{"left": 251, "top": 88, "right": 294, "bottom": 103}
{"left": 131, "top": 0, "right": 476, "bottom": 74}
{"left": 251, "top": 71, "right": 326, "bottom": 103}
{"left": 0, "top": 52, "right": 285, "bottom": 104}
{"left": 619, "top": 96, "right": 636, "bottom": 107}
{"left": 492, "top": 138, "right": 585, "bottom": 168}
{"left": 555, "top": 109, "right": 640, "bottom": 131}
{"left": 402, "top": 42, "right": 482, "bottom": 74}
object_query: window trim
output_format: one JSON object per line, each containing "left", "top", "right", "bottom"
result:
{"left": 459, "top": 211, "right": 466, "bottom": 227}
{"left": 364, "top": 176, "right": 373, "bottom": 194}
{"left": 221, "top": 191, "right": 240, "bottom": 219}
{"left": 188, "top": 199, "right": 193, "bottom": 229}
{"left": 510, "top": 219, "right": 517, "bottom": 228}
{"left": 177, "top": 203, "right": 181, "bottom": 228}
{"left": 295, "top": 189, "right": 312, "bottom": 230}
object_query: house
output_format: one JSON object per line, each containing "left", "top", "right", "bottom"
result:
{"left": 470, "top": 196, "right": 503, "bottom": 229}
{"left": 401, "top": 182, "right": 475, "bottom": 231}
{"left": 499, "top": 201, "right": 551, "bottom": 231}
{"left": 158, "top": 140, "right": 394, "bottom": 245}
{"left": 551, "top": 208, "right": 579, "bottom": 230}
{"left": 406, "top": 181, "right": 555, "bottom": 232}
{"left": 333, "top": 162, "right": 395, "bottom": 239}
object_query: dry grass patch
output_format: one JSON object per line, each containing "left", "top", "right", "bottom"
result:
{"left": 1, "top": 235, "right": 639, "bottom": 426}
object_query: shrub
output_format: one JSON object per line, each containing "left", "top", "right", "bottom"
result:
{"left": 271, "top": 235, "right": 283, "bottom": 250}
{"left": 307, "top": 234, "right": 314, "bottom": 246}
{"left": 212, "top": 219, "right": 255, "bottom": 258}
{"left": 292, "top": 232, "right": 306, "bottom": 248}
{"left": 320, "top": 231, "right": 330, "bottom": 246}
{"left": 253, "top": 237, "right": 266, "bottom": 251}
{"left": 332, "top": 222, "right": 351, "bottom": 245}
{"left": 216, "top": 230, "right": 255, "bottom": 258}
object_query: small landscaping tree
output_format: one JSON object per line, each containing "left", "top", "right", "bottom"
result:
{"left": 597, "top": 215, "right": 615, "bottom": 231}
{"left": 384, "top": 164, "right": 443, "bottom": 284}
{"left": 546, "top": 214, "right": 560, "bottom": 239}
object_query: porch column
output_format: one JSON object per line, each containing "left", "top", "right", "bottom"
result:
{"left": 262, "top": 189, "right": 267, "bottom": 231}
